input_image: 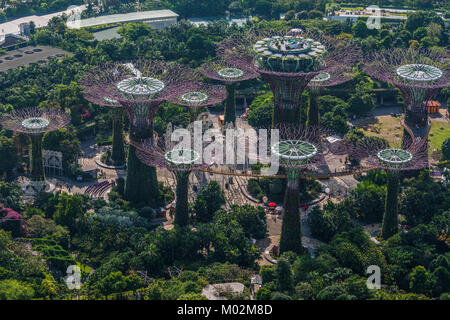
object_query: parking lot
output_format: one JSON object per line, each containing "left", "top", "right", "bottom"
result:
{"left": 0, "top": 45, "right": 72, "bottom": 72}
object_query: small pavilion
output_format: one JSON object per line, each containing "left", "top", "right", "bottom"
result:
{"left": 426, "top": 100, "right": 441, "bottom": 114}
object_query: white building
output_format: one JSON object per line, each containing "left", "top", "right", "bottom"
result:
{"left": 66, "top": 10, "right": 179, "bottom": 30}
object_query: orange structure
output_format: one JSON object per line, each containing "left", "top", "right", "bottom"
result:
{"left": 426, "top": 100, "right": 441, "bottom": 114}
{"left": 218, "top": 114, "right": 225, "bottom": 126}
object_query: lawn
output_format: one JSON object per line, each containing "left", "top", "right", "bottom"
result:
{"left": 357, "top": 115, "right": 450, "bottom": 160}
{"left": 357, "top": 115, "right": 403, "bottom": 148}
{"left": 428, "top": 121, "right": 450, "bottom": 158}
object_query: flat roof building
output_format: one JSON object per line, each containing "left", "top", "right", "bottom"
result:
{"left": 67, "top": 9, "right": 179, "bottom": 30}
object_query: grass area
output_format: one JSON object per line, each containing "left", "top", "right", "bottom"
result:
{"left": 357, "top": 114, "right": 450, "bottom": 161}
{"left": 357, "top": 115, "right": 403, "bottom": 148}
{"left": 428, "top": 121, "right": 450, "bottom": 158}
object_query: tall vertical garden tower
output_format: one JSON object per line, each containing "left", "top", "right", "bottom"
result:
{"left": 81, "top": 61, "right": 197, "bottom": 206}
{"left": 217, "top": 29, "right": 360, "bottom": 125}
{"left": 0, "top": 107, "right": 70, "bottom": 193}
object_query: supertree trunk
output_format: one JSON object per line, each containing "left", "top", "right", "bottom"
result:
{"left": 381, "top": 170, "right": 399, "bottom": 239}
{"left": 124, "top": 127, "right": 158, "bottom": 206}
{"left": 405, "top": 108, "right": 428, "bottom": 128}
{"left": 30, "top": 134, "right": 45, "bottom": 182}
{"left": 306, "top": 90, "right": 320, "bottom": 127}
{"left": 279, "top": 168, "right": 303, "bottom": 255}
{"left": 403, "top": 87, "right": 429, "bottom": 128}
{"left": 174, "top": 171, "right": 190, "bottom": 227}
{"left": 262, "top": 74, "right": 313, "bottom": 126}
{"left": 273, "top": 104, "right": 302, "bottom": 126}
{"left": 111, "top": 108, "right": 126, "bottom": 165}
{"left": 224, "top": 83, "right": 236, "bottom": 125}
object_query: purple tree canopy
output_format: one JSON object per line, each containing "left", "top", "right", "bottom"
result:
{"left": 344, "top": 134, "right": 428, "bottom": 171}
{"left": 0, "top": 107, "right": 71, "bottom": 135}
{"left": 216, "top": 29, "right": 362, "bottom": 78}
{"left": 199, "top": 56, "right": 259, "bottom": 84}
{"left": 135, "top": 133, "right": 211, "bottom": 173}
{"left": 165, "top": 81, "right": 227, "bottom": 109}
{"left": 308, "top": 65, "right": 355, "bottom": 91}
{"left": 79, "top": 60, "right": 200, "bottom": 106}
{"left": 364, "top": 48, "right": 450, "bottom": 90}
{"left": 80, "top": 60, "right": 200, "bottom": 131}
{"left": 270, "top": 123, "right": 331, "bottom": 170}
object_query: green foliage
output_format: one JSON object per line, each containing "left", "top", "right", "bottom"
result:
{"left": 350, "top": 181, "right": 386, "bottom": 223}
{"left": 442, "top": 138, "right": 450, "bottom": 160}
{"left": 347, "top": 92, "right": 376, "bottom": 117}
{"left": 0, "top": 136, "right": 18, "bottom": 176}
{"left": 260, "top": 265, "right": 275, "bottom": 284}
{"left": 214, "top": 205, "right": 267, "bottom": 240}
{"left": 405, "top": 11, "right": 445, "bottom": 33}
{"left": 275, "top": 257, "right": 294, "bottom": 293}
{"left": 308, "top": 202, "right": 353, "bottom": 242}
{"left": 352, "top": 20, "right": 369, "bottom": 38}
{"left": 197, "top": 263, "right": 253, "bottom": 284}
{"left": 247, "top": 92, "right": 274, "bottom": 128}
{"left": 32, "top": 234, "right": 77, "bottom": 271}
{"left": 0, "top": 279, "right": 35, "bottom": 300}
{"left": 177, "top": 293, "right": 207, "bottom": 300}
{"left": 53, "top": 193, "right": 84, "bottom": 232}
{"left": 0, "top": 181, "right": 24, "bottom": 212}
{"left": 194, "top": 181, "right": 225, "bottom": 223}
{"left": 308, "top": 10, "right": 324, "bottom": 19}
{"left": 247, "top": 178, "right": 265, "bottom": 200}
{"left": 432, "top": 266, "right": 450, "bottom": 295}
{"left": 256, "top": 281, "right": 276, "bottom": 300}
{"left": 321, "top": 111, "right": 349, "bottom": 134}
{"left": 26, "top": 215, "right": 70, "bottom": 246}
{"left": 400, "top": 171, "right": 449, "bottom": 226}
{"left": 317, "top": 227, "right": 388, "bottom": 276}
{"left": 95, "top": 271, "right": 144, "bottom": 298}
{"left": 117, "top": 23, "right": 152, "bottom": 41}
{"left": 409, "top": 266, "right": 435, "bottom": 295}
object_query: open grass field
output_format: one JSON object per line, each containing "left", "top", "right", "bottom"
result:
{"left": 357, "top": 115, "right": 403, "bottom": 148}
{"left": 428, "top": 121, "right": 450, "bottom": 156}
{"left": 357, "top": 114, "right": 450, "bottom": 160}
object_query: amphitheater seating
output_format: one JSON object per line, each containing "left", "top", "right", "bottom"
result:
{"left": 84, "top": 181, "right": 115, "bottom": 198}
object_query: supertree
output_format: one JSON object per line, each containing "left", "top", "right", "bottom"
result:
{"left": 80, "top": 61, "right": 198, "bottom": 206}
{"left": 165, "top": 81, "right": 228, "bottom": 123}
{"left": 306, "top": 66, "right": 354, "bottom": 126}
{"left": 199, "top": 56, "right": 259, "bottom": 125}
{"left": 217, "top": 29, "right": 361, "bottom": 125}
{"left": 270, "top": 124, "right": 328, "bottom": 254}
{"left": 364, "top": 48, "right": 449, "bottom": 143}
{"left": 135, "top": 128, "right": 210, "bottom": 227}
{"left": 0, "top": 107, "right": 70, "bottom": 192}
{"left": 80, "top": 72, "right": 126, "bottom": 165}
{"left": 345, "top": 135, "right": 428, "bottom": 239}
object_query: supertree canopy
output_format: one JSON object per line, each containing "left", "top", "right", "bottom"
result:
{"left": 135, "top": 128, "right": 210, "bottom": 227}
{"left": 217, "top": 29, "right": 361, "bottom": 125}
{"left": 199, "top": 56, "right": 258, "bottom": 125}
{"left": 165, "top": 81, "right": 227, "bottom": 122}
{"left": 0, "top": 107, "right": 70, "bottom": 192}
{"left": 346, "top": 135, "right": 428, "bottom": 239}
{"left": 270, "top": 124, "right": 328, "bottom": 254}
{"left": 80, "top": 72, "right": 126, "bottom": 165}
{"left": 364, "top": 48, "right": 449, "bottom": 131}
{"left": 81, "top": 60, "right": 198, "bottom": 206}
{"left": 306, "top": 66, "right": 354, "bottom": 126}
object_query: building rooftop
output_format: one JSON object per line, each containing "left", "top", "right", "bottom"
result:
{"left": 67, "top": 10, "right": 179, "bottom": 29}
{"left": 0, "top": 5, "right": 86, "bottom": 35}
